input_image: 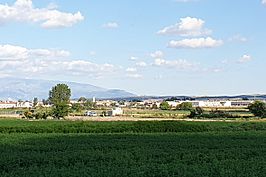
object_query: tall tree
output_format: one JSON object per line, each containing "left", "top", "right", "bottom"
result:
{"left": 33, "top": 97, "right": 38, "bottom": 108}
{"left": 49, "top": 84, "right": 71, "bottom": 119}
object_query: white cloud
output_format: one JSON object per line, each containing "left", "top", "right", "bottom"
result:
{"left": 168, "top": 37, "right": 223, "bottom": 49}
{"left": 29, "top": 49, "right": 70, "bottom": 58}
{"left": 103, "top": 22, "right": 119, "bottom": 29}
{"left": 153, "top": 58, "right": 197, "bottom": 70}
{"left": 0, "top": 44, "right": 122, "bottom": 79}
{"left": 262, "top": 0, "right": 266, "bottom": 5}
{"left": 150, "top": 50, "right": 164, "bottom": 58}
{"left": 0, "top": 0, "right": 84, "bottom": 28}
{"left": 0, "top": 57, "right": 117, "bottom": 78}
{"left": 135, "top": 61, "right": 147, "bottom": 67}
{"left": 0, "top": 44, "right": 69, "bottom": 61}
{"left": 130, "top": 56, "right": 138, "bottom": 60}
{"left": 126, "top": 67, "right": 137, "bottom": 72}
{"left": 126, "top": 73, "right": 143, "bottom": 79}
{"left": 158, "top": 17, "right": 211, "bottom": 37}
{"left": 0, "top": 44, "right": 28, "bottom": 60}
{"left": 238, "top": 55, "right": 252, "bottom": 63}
{"left": 228, "top": 34, "right": 248, "bottom": 43}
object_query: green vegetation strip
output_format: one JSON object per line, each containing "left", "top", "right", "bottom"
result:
{"left": 1, "top": 132, "right": 265, "bottom": 177}
{"left": 0, "top": 119, "right": 265, "bottom": 133}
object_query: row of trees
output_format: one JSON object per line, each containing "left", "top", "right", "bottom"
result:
{"left": 159, "top": 101, "right": 193, "bottom": 111}
{"left": 159, "top": 100, "right": 266, "bottom": 119}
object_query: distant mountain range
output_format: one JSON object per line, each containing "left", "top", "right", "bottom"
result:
{"left": 111, "top": 95, "right": 266, "bottom": 101}
{"left": 0, "top": 78, "right": 136, "bottom": 100}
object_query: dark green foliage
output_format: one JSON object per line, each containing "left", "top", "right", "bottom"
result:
{"left": 248, "top": 101, "right": 266, "bottom": 118}
{"left": 160, "top": 101, "right": 170, "bottom": 110}
{"left": 177, "top": 102, "right": 193, "bottom": 111}
{"left": 23, "top": 110, "right": 50, "bottom": 120}
{"left": 189, "top": 107, "right": 204, "bottom": 118}
{"left": 33, "top": 97, "right": 38, "bottom": 108}
{"left": 0, "top": 120, "right": 265, "bottom": 134}
{"left": 0, "top": 120, "right": 266, "bottom": 177}
{"left": 71, "top": 103, "right": 83, "bottom": 112}
{"left": 0, "top": 132, "right": 265, "bottom": 177}
{"left": 49, "top": 83, "right": 71, "bottom": 105}
{"left": 51, "top": 103, "right": 69, "bottom": 119}
{"left": 49, "top": 84, "right": 71, "bottom": 119}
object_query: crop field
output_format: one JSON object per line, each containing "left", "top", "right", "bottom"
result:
{"left": 0, "top": 119, "right": 266, "bottom": 177}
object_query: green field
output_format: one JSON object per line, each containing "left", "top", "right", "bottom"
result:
{"left": 0, "top": 119, "right": 266, "bottom": 177}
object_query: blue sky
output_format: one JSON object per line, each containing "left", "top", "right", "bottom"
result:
{"left": 0, "top": 0, "right": 265, "bottom": 96}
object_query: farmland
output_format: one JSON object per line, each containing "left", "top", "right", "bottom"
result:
{"left": 0, "top": 119, "right": 266, "bottom": 177}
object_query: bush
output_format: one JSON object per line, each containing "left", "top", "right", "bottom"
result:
{"left": 248, "top": 101, "right": 266, "bottom": 118}
{"left": 177, "top": 102, "right": 193, "bottom": 111}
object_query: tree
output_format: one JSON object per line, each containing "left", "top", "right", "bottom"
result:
{"left": 188, "top": 107, "right": 204, "bottom": 118}
{"left": 195, "top": 106, "right": 204, "bottom": 115}
{"left": 78, "top": 97, "right": 87, "bottom": 103}
{"left": 71, "top": 103, "right": 83, "bottom": 112}
{"left": 160, "top": 101, "right": 170, "bottom": 110}
{"left": 177, "top": 102, "right": 193, "bottom": 111}
{"left": 84, "top": 100, "right": 96, "bottom": 110}
{"left": 151, "top": 103, "right": 158, "bottom": 109}
{"left": 49, "top": 84, "right": 71, "bottom": 119}
{"left": 248, "top": 101, "right": 266, "bottom": 118}
{"left": 33, "top": 97, "right": 38, "bottom": 108}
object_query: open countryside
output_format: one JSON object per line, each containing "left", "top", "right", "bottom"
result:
{"left": 1, "top": 84, "right": 266, "bottom": 177}
{"left": 1, "top": 0, "right": 266, "bottom": 177}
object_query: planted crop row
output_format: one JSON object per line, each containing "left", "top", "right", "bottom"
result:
{"left": 0, "top": 132, "right": 265, "bottom": 177}
{"left": 0, "top": 119, "right": 265, "bottom": 133}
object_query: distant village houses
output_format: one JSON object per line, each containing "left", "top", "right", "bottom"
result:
{"left": 0, "top": 101, "right": 33, "bottom": 109}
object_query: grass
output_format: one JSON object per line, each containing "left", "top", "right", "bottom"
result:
{"left": 0, "top": 119, "right": 265, "bottom": 177}
{"left": 0, "top": 119, "right": 265, "bottom": 133}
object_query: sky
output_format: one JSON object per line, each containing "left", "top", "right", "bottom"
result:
{"left": 0, "top": 0, "right": 265, "bottom": 96}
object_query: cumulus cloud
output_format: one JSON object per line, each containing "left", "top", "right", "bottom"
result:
{"left": 130, "top": 56, "right": 138, "bottom": 61}
{"left": 0, "top": 44, "right": 69, "bottom": 61}
{"left": 103, "top": 22, "right": 119, "bottom": 29}
{"left": 157, "top": 17, "right": 211, "bottom": 37}
{"left": 153, "top": 58, "right": 197, "bottom": 70}
{"left": 0, "top": 57, "right": 117, "bottom": 78}
{"left": 0, "top": 0, "right": 84, "bottom": 28}
{"left": 135, "top": 61, "right": 147, "bottom": 67}
{"left": 238, "top": 55, "right": 252, "bottom": 63}
{"left": 262, "top": 0, "right": 266, "bottom": 5}
{"left": 168, "top": 37, "right": 223, "bottom": 49}
{"left": 126, "top": 73, "right": 143, "bottom": 79}
{"left": 150, "top": 50, "right": 164, "bottom": 58}
{"left": 126, "top": 67, "right": 137, "bottom": 72}
{"left": 0, "top": 44, "right": 119, "bottom": 78}
{"left": 228, "top": 34, "right": 248, "bottom": 43}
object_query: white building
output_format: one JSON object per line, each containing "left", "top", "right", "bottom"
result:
{"left": 16, "top": 101, "right": 33, "bottom": 108}
{"left": 182, "top": 100, "right": 253, "bottom": 108}
{"left": 107, "top": 107, "right": 123, "bottom": 116}
{"left": 0, "top": 101, "right": 17, "bottom": 108}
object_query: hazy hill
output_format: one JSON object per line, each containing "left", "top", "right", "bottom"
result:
{"left": 0, "top": 78, "right": 135, "bottom": 100}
